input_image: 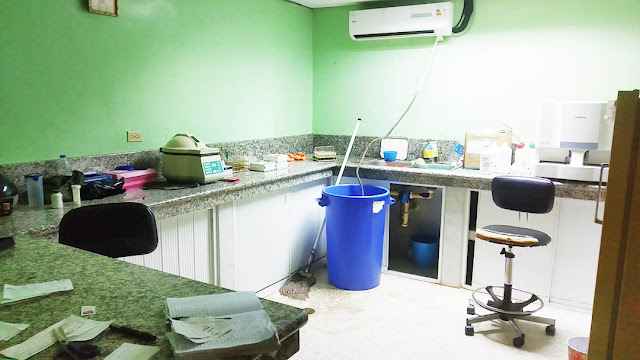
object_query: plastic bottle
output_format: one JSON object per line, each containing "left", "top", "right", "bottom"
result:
{"left": 511, "top": 143, "right": 527, "bottom": 174}
{"left": 525, "top": 143, "right": 539, "bottom": 175}
{"left": 500, "top": 143, "right": 513, "bottom": 174}
{"left": 71, "top": 184, "right": 82, "bottom": 205}
{"left": 56, "top": 155, "right": 72, "bottom": 176}
{"left": 479, "top": 142, "right": 492, "bottom": 174}
{"left": 492, "top": 143, "right": 512, "bottom": 174}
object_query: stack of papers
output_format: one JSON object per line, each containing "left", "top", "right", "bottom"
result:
{"left": 0, "top": 315, "right": 111, "bottom": 360}
{"left": 1, "top": 279, "right": 73, "bottom": 305}
{"left": 165, "top": 292, "right": 280, "bottom": 359}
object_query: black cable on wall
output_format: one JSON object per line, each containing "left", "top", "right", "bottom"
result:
{"left": 452, "top": 0, "right": 474, "bottom": 34}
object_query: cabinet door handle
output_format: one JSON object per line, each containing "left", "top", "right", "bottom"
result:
{"left": 594, "top": 163, "right": 609, "bottom": 225}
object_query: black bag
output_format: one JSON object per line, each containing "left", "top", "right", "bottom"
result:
{"left": 44, "top": 171, "right": 125, "bottom": 202}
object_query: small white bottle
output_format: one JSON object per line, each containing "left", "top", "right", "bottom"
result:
{"left": 51, "top": 191, "right": 63, "bottom": 209}
{"left": 71, "top": 184, "right": 82, "bottom": 205}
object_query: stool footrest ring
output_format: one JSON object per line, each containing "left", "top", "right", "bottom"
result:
{"left": 471, "top": 285, "right": 544, "bottom": 316}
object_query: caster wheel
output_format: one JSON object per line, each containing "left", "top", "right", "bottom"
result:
{"left": 513, "top": 335, "right": 525, "bottom": 348}
{"left": 546, "top": 325, "right": 556, "bottom": 336}
{"left": 465, "top": 325, "right": 474, "bottom": 336}
{"left": 467, "top": 305, "right": 475, "bottom": 315}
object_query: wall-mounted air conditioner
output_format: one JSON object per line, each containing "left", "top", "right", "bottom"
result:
{"left": 349, "top": 2, "right": 454, "bottom": 41}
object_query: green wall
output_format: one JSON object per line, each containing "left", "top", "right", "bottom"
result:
{"left": 312, "top": 0, "right": 640, "bottom": 143}
{"left": 0, "top": 0, "right": 312, "bottom": 164}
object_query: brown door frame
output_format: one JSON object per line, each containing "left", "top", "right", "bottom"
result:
{"left": 589, "top": 90, "right": 640, "bottom": 359}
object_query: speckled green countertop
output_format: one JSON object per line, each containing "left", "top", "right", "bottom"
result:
{"left": 0, "top": 157, "right": 603, "bottom": 238}
{"left": 0, "top": 236, "right": 308, "bottom": 359}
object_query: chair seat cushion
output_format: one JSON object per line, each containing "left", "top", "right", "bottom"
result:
{"left": 476, "top": 225, "right": 551, "bottom": 247}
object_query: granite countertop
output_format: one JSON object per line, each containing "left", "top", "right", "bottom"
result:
{"left": 0, "top": 236, "right": 308, "bottom": 359}
{"left": 0, "top": 157, "right": 604, "bottom": 237}
{"left": 342, "top": 158, "right": 605, "bottom": 200}
{"left": 0, "top": 160, "right": 337, "bottom": 237}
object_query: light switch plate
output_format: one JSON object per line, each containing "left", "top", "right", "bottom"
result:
{"left": 275, "top": 122, "right": 283, "bottom": 131}
{"left": 127, "top": 131, "right": 142, "bottom": 142}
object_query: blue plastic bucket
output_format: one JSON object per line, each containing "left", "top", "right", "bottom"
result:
{"left": 411, "top": 235, "right": 439, "bottom": 269}
{"left": 318, "top": 185, "right": 395, "bottom": 290}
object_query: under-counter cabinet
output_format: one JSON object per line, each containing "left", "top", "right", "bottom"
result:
{"left": 470, "top": 191, "right": 602, "bottom": 308}
{"left": 119, "top": 179, "right": 329, "bottom": 294}
{"left": 387, "top": 183, "right": 444, "bottom": 281}
{"left": 218, "top": 178, "right": 329, "bottom": 293}
{"left": 121, "top": 208, "right": 215, "bottom": 284}
{"left": 339, "top": 177, "right": 447, "bottom": 283}
{"left": 549, "top": 198, "right": 602, "bottom": 308}
{"left": 219, "top": 188, "right": 291, "bottom": 292}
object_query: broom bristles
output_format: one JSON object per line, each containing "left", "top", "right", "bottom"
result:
{"left": 279, "top": 272, "right": 316, "bottom": 300}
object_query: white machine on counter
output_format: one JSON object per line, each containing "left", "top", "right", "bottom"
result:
{"left": 535, "top": 101, "right": 615, "bottom": 182}
{"left": 160, "top": 134, "right": 225, "bottom": 184}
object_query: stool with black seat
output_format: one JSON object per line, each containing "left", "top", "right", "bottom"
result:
{"left": 465, "top": 175, "right": 556, "bottom": 348}
{"left": 59, "top": 203, "right": 158, "bottom": 258}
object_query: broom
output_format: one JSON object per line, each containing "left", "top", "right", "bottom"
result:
{"left": 279, "top": 118, "right": 361, "bottom": 300}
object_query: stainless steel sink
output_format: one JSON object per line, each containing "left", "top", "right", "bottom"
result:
{"left": 407, "top": 163, "right": 456, "bottom": 171}
{"left": 364, "top": 159, "right": 412, "bottom": 168}
{"left": 364, "top": 159, "right": 455, "bottom": 171}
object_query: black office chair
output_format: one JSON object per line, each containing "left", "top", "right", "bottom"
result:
{"left": 465, "top": 176, "right": 556, "bottom": 348}
{"left": 59, "top": 203, "right": 158, "bottom": 258}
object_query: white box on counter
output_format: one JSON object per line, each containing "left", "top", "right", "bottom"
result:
{"left": 263, "top": 154, "right": 289, "bottom": 163}
{"left": 464, "top": 131, "right": 512, "bottom": 169}
{"left": 250, "top": 161, "right": 277, "bottom": 172}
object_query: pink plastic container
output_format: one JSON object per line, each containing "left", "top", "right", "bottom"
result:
{"left": 103, "top": 169, "right": 157, "bottom": 190}
{"left": 568, "top": 337, "right": 588, "bottom": 360}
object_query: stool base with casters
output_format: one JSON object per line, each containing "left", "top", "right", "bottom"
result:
{"left": 465, "top": 245, "right": 556, "bottom": 348}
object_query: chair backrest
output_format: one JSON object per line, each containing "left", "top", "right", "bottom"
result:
{"left": 491, "top": 176, "right": 555, "bottom": 214}
{"left": 59, "top": 203, "right": 158, "bottom": 258}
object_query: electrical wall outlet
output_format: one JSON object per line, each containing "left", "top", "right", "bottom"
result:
{"left": 127, "top": 131, "right": 142, "bottom": 142}
{"left": 275, "top": 122, "right": 283, "bottom": 131}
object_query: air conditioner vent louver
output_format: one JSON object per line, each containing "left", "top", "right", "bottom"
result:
{"left": 353, "top": 30, "right": 435, "bottom": 40}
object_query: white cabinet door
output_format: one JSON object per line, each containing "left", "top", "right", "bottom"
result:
{"left": 217, "top": 202, "right": 236, "bottom": 289}
{"left": 219, "top": 188, "right": 292, "bottom": 292}
{"left": 121, "top": 208, "right": 214, "bottom": 285}
{"left": 473, "top": 191, "right": 558, "bottom": 299}
{"left": 550, "top": 198, "right": 602, "bottom": 307}
{"left": 289, "top": 179, "right": 328, "bottom": 273}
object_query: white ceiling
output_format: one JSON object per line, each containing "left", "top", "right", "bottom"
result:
{"left": 289, "top": 0, "right": 391, "bottom": 9}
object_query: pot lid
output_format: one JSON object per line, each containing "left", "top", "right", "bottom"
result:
{"left": 161, "top": 134, "right": 219, "bottom": 155}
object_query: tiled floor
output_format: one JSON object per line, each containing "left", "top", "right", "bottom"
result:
{"left": 267, "top": 267, "right": 591, "bottom": 360}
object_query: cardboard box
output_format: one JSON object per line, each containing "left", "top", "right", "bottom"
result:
{"left": 464, "top": 131, "right": 512, "bottom": 169}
